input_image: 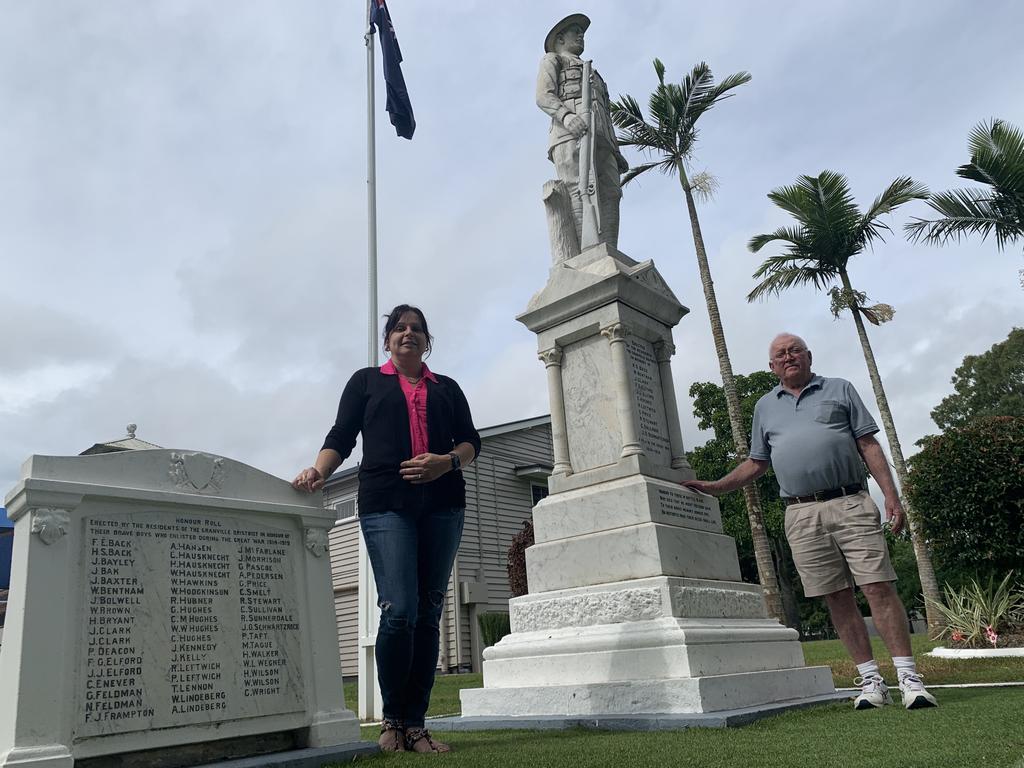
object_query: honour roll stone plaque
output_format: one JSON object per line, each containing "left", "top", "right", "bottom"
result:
{"left": 79, "top": 512, "right": 304, "bottom": 737}
{"left": 0, "top": 450, "right": 366, "bottom": 768}
{"left": 626, "top": 336, "right": 672, "bottom": 465}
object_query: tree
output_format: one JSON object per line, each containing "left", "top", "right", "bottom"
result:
{"left": 930, "top": 328, "right": 1024, "bottom": 431}
{"left": 906, "top": 416, "right": 1024, "bottom": 580}
{"left": 610, "top": 61, "right": 787, "bottom": 623}
{"left": 747, "top": 170, "right": 945, "bottom": 633}
{"left": 905, "top": 120, "right": 1024, "bottom": 270}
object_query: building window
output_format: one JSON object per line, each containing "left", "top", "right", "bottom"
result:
{"left": 531, "top": 484, "right": 549, "bottom": 506}
{"left": 335, "top": 498, "right": 357, "bottom": 523}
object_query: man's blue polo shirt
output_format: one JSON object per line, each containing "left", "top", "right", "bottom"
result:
{"left": 749, "top": 375, "right": 878, "bottom": 498}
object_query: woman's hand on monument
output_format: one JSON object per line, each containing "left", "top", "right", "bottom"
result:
{"left": 292, "top": 467, "right": 325, "bottom": 493}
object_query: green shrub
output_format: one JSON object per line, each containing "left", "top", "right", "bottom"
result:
{"left": 926, "top": 572, "right": 1024, "bottom": 647}
{"left": 478, "top": 612, "right": 511, "bottom": 649}
{"left": 906, "top": 416, "right": 1024, "bottom": 580}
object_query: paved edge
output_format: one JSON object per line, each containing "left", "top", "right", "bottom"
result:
{"left": 427, "top": 691, "right": 853, "bottom": 732}
{"left": 190, "top": 742, "right": 380, "bottom": 768}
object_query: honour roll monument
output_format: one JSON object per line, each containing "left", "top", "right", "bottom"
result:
{"left": 0, "top": 449, "right": 374, "bottom": 767}
{"left": 456, "top": 13, "right": 839, "bottom": 726}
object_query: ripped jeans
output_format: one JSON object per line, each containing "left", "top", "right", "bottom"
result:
{"left": 359, "top": 504, "right": 464, "bottom": 727}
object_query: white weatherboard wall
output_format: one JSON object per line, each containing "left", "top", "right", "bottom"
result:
{"left": 459, "top": 242, "right": 835, "bottom": 718}
{"left": 0, "top": 450, "right": 360, "bottom": 768}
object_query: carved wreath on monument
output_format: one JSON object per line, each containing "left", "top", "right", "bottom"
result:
{"left": 169, "top": 452, "right": 227, "bottom": 494}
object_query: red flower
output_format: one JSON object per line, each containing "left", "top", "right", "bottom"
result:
{"left": 985, "top": 625, "right": 999, "bottom": 647}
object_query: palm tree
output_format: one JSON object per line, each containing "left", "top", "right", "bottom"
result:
{"left": 610, "top": 61, "right": 789, "bottom": 625}
{"left": 906, "top": 119, "right": 1024, "bottom": 266}
{"left": 747, "top": 171, "right": 943, "bottom": 633}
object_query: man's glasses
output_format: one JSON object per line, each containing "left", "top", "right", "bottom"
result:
{"left": 771, "top": 346, "right": 806, "bottom": 362}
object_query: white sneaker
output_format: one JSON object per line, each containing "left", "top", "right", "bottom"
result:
{"left": 853, "top": 674, "right": 892, "bottom": 709}
{"left": 898, "top": 672, "right": 938, "bottom": 709}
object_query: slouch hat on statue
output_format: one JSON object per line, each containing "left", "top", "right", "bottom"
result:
{"left": 544, "top": 13, "right": 590, "bottom": 53}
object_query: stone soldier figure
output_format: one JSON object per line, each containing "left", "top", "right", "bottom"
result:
{"left": 537, "top": 13, "right": 628, "bottom": 251}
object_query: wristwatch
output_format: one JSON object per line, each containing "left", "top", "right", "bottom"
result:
{"left": 448, "top": 452, "right": 462, "bottom": 471}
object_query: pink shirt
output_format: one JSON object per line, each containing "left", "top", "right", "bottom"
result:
{"left": 380, "top": 359, "right": 438, "bottom": 457}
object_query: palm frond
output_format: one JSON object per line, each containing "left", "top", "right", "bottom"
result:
{"left": 747, "top": 256, "right": 839, "bottom": 302}
{"left": 611, "top": 93, "right": 674, "bottom": 155}
{"left": 747, "top": 226, "right": 810, "bottom": 253}
{"left": 612, "top": 58, "right": 749, "bottom": 195}
{"left": 906, "top": 120, "right": 1024, "bottom": 253}
{"left": 859, "top": 176, "right": 929, "bottom": 246}
{"left": 621, "top": 160, "right": 672, "bottom": 186}
{"left": 959, "top": 119, "right": 1024, "bottom": 195}
{"left": 905, "top": 188, "right": 1024, "bottom": 250}
{"left": 763, "top": 172, "right": 861, "bottom": 267}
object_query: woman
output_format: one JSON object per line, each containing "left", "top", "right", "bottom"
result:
{"left": 293, "top": 304, "right": 480, "bottom": 753}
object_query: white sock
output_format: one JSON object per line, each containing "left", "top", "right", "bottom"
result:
{"left": 893, "top": 656, "right": 917, "bottom": 679}
{"left": 856, "top": 660, "right": 881, "bottom": 679}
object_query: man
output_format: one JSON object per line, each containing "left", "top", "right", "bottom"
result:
{"left": 536, "top": 13, "right": 629, "bottom": 249}
{"left": 684, "top": 333, "right": 937, "bottom": 710}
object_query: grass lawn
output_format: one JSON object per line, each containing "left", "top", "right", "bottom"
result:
{"left": 802, "top": 634, "right": 1024, "bottom": 687}
{"left": 334, "top": 637, "right": 1024, "bottom": 766}
{"left": 337, "top": 687, "right": 1024, "bottom": 767}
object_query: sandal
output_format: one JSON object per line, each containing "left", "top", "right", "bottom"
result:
{"left": 379, "top": 718, "right": 405, "bottom": 752}
{"left": 405, "top": 727, "right": 451, "bottom": 753}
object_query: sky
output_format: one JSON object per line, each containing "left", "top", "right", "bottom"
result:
{"left": 2, "top": 1, "right": 1022, "bottom": 500}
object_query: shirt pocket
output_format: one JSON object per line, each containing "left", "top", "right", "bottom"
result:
{"left": 814, "top": 400, "right": 847, "bottom": 425}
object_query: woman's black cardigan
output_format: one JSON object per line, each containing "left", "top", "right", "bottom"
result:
{"left": 321, "top": 367, "right": 481, "bottom": 514}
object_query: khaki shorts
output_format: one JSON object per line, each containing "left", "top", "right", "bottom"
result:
{"left": 783, "top": 491, "right": 897, "bottom": 598}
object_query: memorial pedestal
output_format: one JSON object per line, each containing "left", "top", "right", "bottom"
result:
{"left": 457, "top": 244, "right": 836, "bottom": 722}
{"left": 0, "top": 450, "right": 374, "bottom": 768}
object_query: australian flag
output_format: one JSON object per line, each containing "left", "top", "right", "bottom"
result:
{"left": 370, "top": 0, "right": 415, "bottom": 139}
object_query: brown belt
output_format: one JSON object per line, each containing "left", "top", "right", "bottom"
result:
{"left": 784, "top": 483, "right": 863, "bottom": 506}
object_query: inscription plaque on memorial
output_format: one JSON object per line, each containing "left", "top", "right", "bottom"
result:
{"left": 626, "top": 337, "right": 672, "bottom": 464}
{"left": 655, "top": 487, "right": 717, "bottom": 530}
{"left": 78, "top": 511, "right": 304, "bottom": 737}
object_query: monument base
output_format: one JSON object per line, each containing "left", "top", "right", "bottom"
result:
{"left": 461, "top": 667, "right": 837, "bottom": 718}
{"left": 432, "top": 692, "right": 851, "bottom": 732}
{"left": 460, "top": 577, "right": 836, "bottom": 721}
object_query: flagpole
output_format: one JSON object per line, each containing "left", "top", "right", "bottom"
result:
{"left": 358, "top": 0, "right": 383, "bottom": 724}
{"left": 366, "top": 3, "right": 378, "bottom": 369}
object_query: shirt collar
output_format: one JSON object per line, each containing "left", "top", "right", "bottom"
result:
{"left": 774, "top": 373, "right": 823, "bottom": 398}
{"left": 380, "top": 358, "right": 438, "bottom": 383}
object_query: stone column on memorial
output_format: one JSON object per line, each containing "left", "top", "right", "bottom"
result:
{"left": 601, "top": 322, "right": 643, "bottom": 459}
{"left": 539, "top": 347, "right": 573, "bottom": 476}
{"left": 654, "top": 338, "right": 691, "bottom": 471}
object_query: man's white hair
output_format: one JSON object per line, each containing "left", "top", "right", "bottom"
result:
{"left": 768, "top": 332, "right": 808, "bottom": 356}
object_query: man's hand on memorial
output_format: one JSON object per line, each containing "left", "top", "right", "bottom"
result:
{"left": 884, "top": 496, "right": 906, "bottom": 536}
{"left": 682, "top": 479, "right": 721, "bottom": 496}
{"left": 564, "top": 113, "right": 588, "bottom": 138}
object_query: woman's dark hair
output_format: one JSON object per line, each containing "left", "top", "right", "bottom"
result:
{"left": 382, "top": 304, "right": 433, "bottom": 356}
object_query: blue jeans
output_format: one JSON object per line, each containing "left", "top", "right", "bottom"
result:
{"left": 359, "top": 504, "right": 464, "bottom": 727}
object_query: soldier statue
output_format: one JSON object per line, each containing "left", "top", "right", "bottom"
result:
{"left": 536, "top": 13, "right": 628, "bottom": 253}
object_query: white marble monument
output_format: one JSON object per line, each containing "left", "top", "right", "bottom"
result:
{"left": 0, "top": 450, "right": 372, "bottom": 767}
{"left": 457, "top": 238, "right": 837, "bottom": 721}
